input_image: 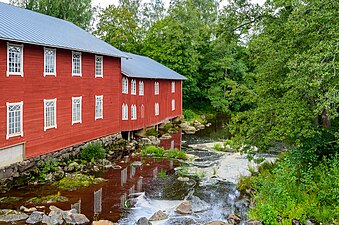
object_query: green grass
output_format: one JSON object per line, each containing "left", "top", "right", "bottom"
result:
{"left": 239, "top": 153, "right": 339, "bottom": 225}
{"left": 213, "top": 143, "right": 223, "bottom": 151}
{"left": 141, "top": 146, "right": 188, "bottom": 160}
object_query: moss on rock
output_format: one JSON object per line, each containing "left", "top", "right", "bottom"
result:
{"left": 55, "top": 173, "right": 106, "bottom": 191}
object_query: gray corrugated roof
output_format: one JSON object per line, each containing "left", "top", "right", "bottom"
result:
{"left": 0, "top": 2, "right": 127, "bottom": 58}
{"left": 122, "top": 52, "right": 187, "bottom": 80}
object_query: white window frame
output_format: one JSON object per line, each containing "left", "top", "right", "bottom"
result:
{"left": 122, "top": 77, "right": 129, "bottom": 94}
{"left": 7, "top": 43, "right": 24, "bottom": 77}
{"left": 72, "top": 96, "right": 82, "bottom": 124}
{"left": 72, "top": 51, "right": 82, "bottom": 76}
{"left": 131, "top": 104, "right": 137, "bottom": 120}
{"left": 131, "top": 79, "right": 136, "bottom": 95}
{"left": 44, "top": 47, "right": 56, "bottom": 76}
{"left": 172, "top": 99, "right": 175, "bottom": 111}
{"left": 95, "top": 55, "right": 103, "bottom": 78}
{"left": 154, "top": 81, "right": 159, "bottom": 95}
{"left": 44, "top": 98, "right": 57, "bottom": 131}
{"left": 95, "top": 95, "right": 103, "bottom": 120}
{"left": 171, "top": 81, "right": 175, "bottom": 93}
{"left": 6, "top": 101, "right": 24, "bottom": 139}
{"left": 122, "top": 104, "right": 128, "bottom": 120}
{"left": 139, "top": 81, "right": 144, "bottom": 96}
{"left": 141, "top": 104, "right": 145, "bottom": 119}
{"left": 155, "top": 102, "right": 159, "bottom": 116}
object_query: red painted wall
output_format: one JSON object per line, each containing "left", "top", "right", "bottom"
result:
{"left": 0, "top": 40, "right": 122, "bottom": 158}
{"left": 121, "top": 76, "right": 183, "bottom": 131}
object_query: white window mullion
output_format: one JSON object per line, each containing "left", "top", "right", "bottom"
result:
{"left": 44, "top": 48, "right": 56, "bottom": 76}
{"left": 72, "top": 96, "right": 82, "bottom": 124}
{"left": 7, "top": 43, "right": 24, "bottom": 77}
{"left": 95, "top": 95, "right": 103, "bottom": 120}
{"left": 72, "top": 51, "right": 82, "bottom": 76}
{"left": 95, "top": 56, "right": 103, "bottom": 78}
{"left": 6, "top": 101, "right": 23, "bottom": 139}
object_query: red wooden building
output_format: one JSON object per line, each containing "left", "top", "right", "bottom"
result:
{"left": 0, "top": 3, "right": 186, "bottom": 168}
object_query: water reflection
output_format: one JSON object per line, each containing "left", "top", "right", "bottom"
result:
{"left": 71, "top": 199, "right": 81, "bottom": 213}
{"left": 94, "top": 188, "right": 102, "bottom": 213}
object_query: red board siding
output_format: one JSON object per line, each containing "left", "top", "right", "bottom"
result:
{"left": 121, "top": 77, "right": 182, "bottom": 131}
{"left": 0, "top": 40, "right": 122, "bottom": 158}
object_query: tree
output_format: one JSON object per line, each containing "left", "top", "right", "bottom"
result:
{"left": 229, "top": 0, "right": 339, "bottom": 152}
{"left": 95, "top": 2, "right": 142, "bottom": 53}
{"left": 10, "top": 0, "right": 93, "bottom": 30}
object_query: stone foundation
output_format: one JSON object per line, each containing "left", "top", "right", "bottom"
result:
{"left": 0, "top": 133, "right": 126, "bottom": 193}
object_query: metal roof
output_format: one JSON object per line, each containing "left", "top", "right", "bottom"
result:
{"left": 122, "top": 52, "right": 187, "bottom": 80}
{"left": 0, "top": 2, "right": 127, "bottom": 58}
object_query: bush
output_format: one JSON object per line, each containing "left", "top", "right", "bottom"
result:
{"left": 145, "top": 128, "right": 158, "bottom": 136}
{"left": 248, "top": 153, "right": 339, "bottom": 224}
{"left": 81, "top": 142, "right": 106, "bottom": 161}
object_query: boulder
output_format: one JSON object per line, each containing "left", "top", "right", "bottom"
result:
{"left": 160, "top": 133, "right": 172, "bottom": 140}
{"left": 0, "top": 209, "right": 28, "bottom": 222}
{"left": 182, "top": 126, "right": 197, "bottom": 134}
{"left": 63, "top": 212, "right": 89, "bottom": 225}
{"left": 149, "top": 210, "right": 168, "bottom": 221}
{"left": 206, "top": 222, "right": 229, "bottom": 225}
{"left": 93, "top": 220, "right": 119, "bottom": 225}
{"left": 136, "top": 217, "right": 152, "bottom": 225}
{"left": 177, "top": 177, "right": 189, "bottom": 182}
{"left": 48, "top": 207, "right": 64, "bottom": 225}
{"left": 20, "top": 205, "right": 37, "bottom": 213}
{"left": 175, "top": 201, "right": 192, "bottom": 214}
{"left": 189, "top": 195, "right": 210, "bottom": 212}
{"left": 228, "top": 214, "right": 241, "bottom": 223}
{"left": 26, "top": 211, "right": 44, "bottom": 224}
{"left": 245, "top": 220, "right": 262, "bottom": 225}
{"left": 196, "top": 124, "right": 205, "bottom": 130}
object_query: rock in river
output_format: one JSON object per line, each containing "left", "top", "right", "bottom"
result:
{"left": 149, "top": 210, "right": 168, "bottom": 221}
{"left": 206, "top": 221, "right": 229, "bottom": 225}
{"left": 189, "top": 195, "right": 210, "bottom": 212}
{"left": 175, "top": 201, "right": 192, "bottom": 214}
{"left": 136, "top": 217, "right": 152, "bottom": 225}
{"left": 92, "top": 220, "right": 119, "bottom": 225}
{"left": 0, "top": 209, "right": 28, "bottom": 222}
{"left": 26, "top": 211, "right": 45, "bottom": 224}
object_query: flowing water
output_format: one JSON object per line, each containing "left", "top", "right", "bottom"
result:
{"left": 0, "top": 118, "right": 250, "bottom": 224}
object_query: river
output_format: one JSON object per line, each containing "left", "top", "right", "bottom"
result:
{"left": 0, "top": 119, "right": 258, "bottom": 224}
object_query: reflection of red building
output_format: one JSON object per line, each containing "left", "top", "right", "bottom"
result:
{"left": 160, "top": 130, "right": 182, "bottom": 150}
{"left": 0, "top": 3, "right": 186, "bottom": 168}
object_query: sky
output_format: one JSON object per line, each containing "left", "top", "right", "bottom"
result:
{"left": 0, "top": 0, "right": 266, "bottom": 9}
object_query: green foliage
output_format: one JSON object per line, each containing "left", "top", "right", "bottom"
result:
{"left": 11, "top": 0, "right": 93, "bottom": 30}
{"left": 141, "top": 146, "right": 188, "bottom": 160}
{"left": 182, "top": 109, "right": 206, "bottom": 124}
{"left": 247, "top": 153, "right": 339, "bottom": 224}
{"left": 37, "top": 158, "right": 59, "bottom": 181}
{"left": 27, "top": 192, "right": 68, "bottom": 203}
{"left": 145, "top": 128, "right": 158, "bottom": 136}
{"left": 56, "top": 173, "right": 105, "bottom": 191}
{"left": 80, "top": 143, "right": 106, "bottom": 161}
{"left": 158, "top": 169, "right": 167, "bottom": 178}
{"left": 213, "top": 143, "right": 223, "bottom": 151}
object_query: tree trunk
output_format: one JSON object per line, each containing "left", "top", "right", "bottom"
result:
{"left": 321, "top": 109, "right": 331, "bottom": 128}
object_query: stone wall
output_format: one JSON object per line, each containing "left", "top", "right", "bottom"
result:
{"left": 0, "top": 132, "right": 126, "bottom": 193}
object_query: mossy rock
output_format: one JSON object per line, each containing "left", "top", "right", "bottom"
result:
{"left": 55, "top": 173, "right": 106, "bottom": 191}
{"left": 27, "top": 193, "right": 68, "bottom": 204}
{"left": 0, "top": 197, "right": 23, "bottom": 203}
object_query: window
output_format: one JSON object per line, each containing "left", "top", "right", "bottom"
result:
{"left": 72, "top": 97, "right": 82, "bottom": 124}
{"left": 95, "top": 95, "right": 103, "bottom": 120}
{"left": 7, "top": 43, "right": 23, "bottom": 76}
{"left": 139, "top": 81, "right": 144, "bottom": 96}
{"left": 172, "top": 99, "right": 175, "bottom": 111}
{"left": 6, "top": 102, "right": 23, "bottom": 139}
{"left": 154, "top": 81, "right": 159, "bottom": 95}
{"left": 122, "top": 77, "right": 128, "bottom": 94}
{"left": 122, "top": 104, "right": 128, "bottom": 120}
{"left": 171, "top": 81, "right": 175, "bottom": 93}
{"left": 131, "top": 79, "right": 136, "bottom": 95}
{"left": 131, "top": 104, "right": 137, "bottom": 120}
{"left": 141, "top": 104, "right": 145, "bottom": 119}
{"left": 72, "top": 51, "right": 82, "bottom": 76}
{"left": 44, "top": 48, "right": 56, "bottom": 76}
{"left": 44, "top": 99, "right": 57, "bottom": 131}
{"left": 95, "top": 56, "right": 103, "bottom": 78}
{"left": 155, "top": 102, "right": 159, "bottom": 116}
